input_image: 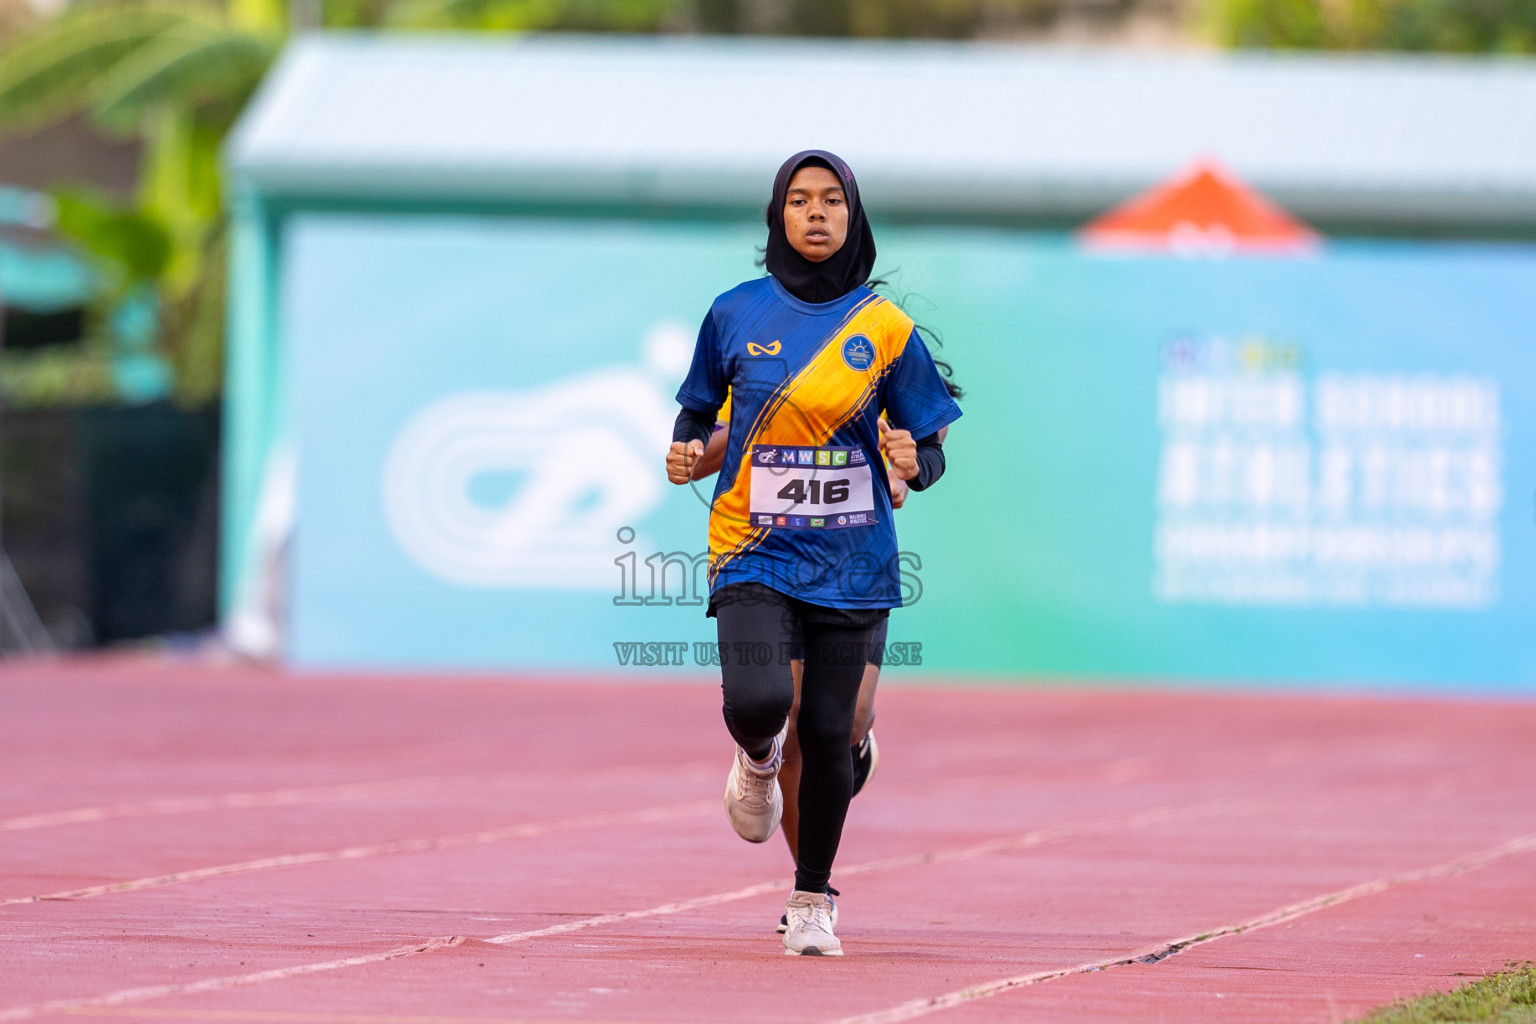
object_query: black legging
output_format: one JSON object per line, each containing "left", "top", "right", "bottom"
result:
{"left": 713, "top": 582, "right": 884, "bottom": 894}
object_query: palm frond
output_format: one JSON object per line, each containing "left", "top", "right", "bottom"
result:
{"left": 92, "top": 22, "right": 277, "bottom": 132}
{"left": 0, "top": 3, "right": 217, "bottom": 136}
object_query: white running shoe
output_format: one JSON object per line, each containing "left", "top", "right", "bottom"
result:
{"left": 724, "top": 729, "right": 784, "bottom": 843}
{"left": 851, "top": 731, "right": 879, "bottom": 797}
{"left": 783, "top": 890, "right": 843, "bottom": 956}
{"left": 778, "top": 886, "right": 837, "bottom": 933}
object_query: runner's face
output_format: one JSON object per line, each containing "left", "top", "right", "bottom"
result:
{"left": 782, "top": 166, "right": 849, "bottom": 263}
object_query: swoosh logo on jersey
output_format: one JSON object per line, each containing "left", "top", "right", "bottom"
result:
{"left": 746, "top": 341, "right": 782, "bottom": 356}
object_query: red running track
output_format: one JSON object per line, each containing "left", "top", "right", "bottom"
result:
{"left": 2, "top": 657, "right": 1534, "bottom": 1023}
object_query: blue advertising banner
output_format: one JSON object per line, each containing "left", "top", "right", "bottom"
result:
{"left": 285, "top": 214, "right": 1535, "bottom": 688}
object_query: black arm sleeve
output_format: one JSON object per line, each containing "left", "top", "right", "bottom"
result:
{"left": 673, "top": 404, "right": 721, "bottom": 447}
{"left": 907, "top": 432, "right": 946, "bottom": 492}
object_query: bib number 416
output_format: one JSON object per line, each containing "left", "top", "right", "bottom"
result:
{"left": 778, "top": 478, "right": 850, "bottom": 505}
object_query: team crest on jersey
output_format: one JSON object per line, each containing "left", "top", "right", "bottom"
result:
{"left": 842, "top": 335, "right": 875, "bottom": 370}
{"left": 746, "top": 340, "right": 782, "bottom": 356}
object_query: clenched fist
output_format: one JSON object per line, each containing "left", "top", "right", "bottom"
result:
{"left": 878, "top": 419, "right": 918, "bottom": 482}
{"left": 667, "top": 439, "right": 705, "bottom": 484}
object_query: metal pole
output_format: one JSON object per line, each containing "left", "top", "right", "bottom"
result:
{"left": 0, "top": 278, "right": 57, "bottom": 655}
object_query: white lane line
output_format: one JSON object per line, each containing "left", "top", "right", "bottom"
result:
{"left": 1, "top": 801, "right": 715, "bottom": 908}
{"left": 0, "top": 763, "right": 718, "bottom": 833}
{"left": 62, "top": 1009, "right": 682, "bottom": 1024}
{"left": 486, "top": 876, "right": 794, "bottom": 945}
{"left": 1, "top": 780, "right": 478, "bottom": 833}
{"left": 0, "top": 796, "right": 1262, "bottom": 1022}
{"left": 835, "top": 798, "right": 1265, "bottom": 883}
{"left": 830, "top": 829, "right": 1536, "bottom": 1024}
{"left": 0, "top": 937, "right": 465, "bottom": 1024}
{"left": 485, "top": 798, "right": 1258, "bottom": 944}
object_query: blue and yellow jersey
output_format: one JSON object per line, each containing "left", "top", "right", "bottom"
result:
{"left": 718, "top": 394, "right": 893, "bottom": 469}
{"left": 677, "top": 277, "right": 961, "bottom": 609}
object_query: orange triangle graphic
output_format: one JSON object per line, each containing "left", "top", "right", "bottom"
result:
{"left": 1080, "top": 160, "right": 1319, "bottom": 255}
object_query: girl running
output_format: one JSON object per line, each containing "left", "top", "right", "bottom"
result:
{"left": 690, "top": 398, "right": 959, "bottom": 936}
{"left": 665, "top": 150, "right": 961, "bottom": 956}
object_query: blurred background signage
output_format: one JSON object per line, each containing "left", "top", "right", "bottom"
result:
{"left": 2, "top": 21, "right": 1533, "bottom": 688}
{"left": 211, "top": 38, "right": 1534, "bottom": 687}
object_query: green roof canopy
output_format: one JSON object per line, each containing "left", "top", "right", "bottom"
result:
{"left": 230, "top": 35, "right": 1536, "bottom": 229}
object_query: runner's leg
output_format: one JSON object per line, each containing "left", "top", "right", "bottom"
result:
{"left": 785, "top": 613, "right": 886, "bottom": 862}
{"left": 785, "top": 652, "right": 877, "bottom": 863}
{"left": 793, "top": 615, "right": 879, "bottom": 894}
{"left": 715, "top": 585, "right": 795, "bottom": 760}
{"left": 780, "top": 660, "right": 804, "bottom": 856}
{"left": 849, "top": 618, "right": 886, "bottom": 797}
{"left": 852, "top": 618, "right": 886, "bottom": 744}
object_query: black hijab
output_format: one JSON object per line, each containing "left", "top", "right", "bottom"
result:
{"left": 765, "top": 149, "right": 877, "bottom": 305}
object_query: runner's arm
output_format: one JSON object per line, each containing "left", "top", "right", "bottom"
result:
{"left": 895, "top": 426, "right": 947, "bottom": 503}
{"left": 668, "top": 404, "right": 721, "bottom": 485}
{"left": 907, "top": 432, "right": 945, "bottom": 491}
{"left": 673, "top": 404, "right": 718, "bottom": 446}
{"left": 693, "top": 424, "right": 728, "bottom": 479}
{"left": 880, "top": 421, "right": 946, "bottom": 491}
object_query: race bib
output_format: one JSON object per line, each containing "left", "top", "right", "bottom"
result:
{"left": 748, "top": 444, "right": 879, "bottom": 529}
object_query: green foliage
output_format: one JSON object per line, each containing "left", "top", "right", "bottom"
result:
{"left": 1209, "top": 0, "right": 1536, "bottom": 51}
{"left": 51, "top": 187, "right": 173, "bottom": 289}
{"left": 791, "top": 0, "right": 991, "bottom": 37}
{"left": 384, "top": 0, "right": 674, "bottom": 31}
{"left": 93, "top": 21, "right": 277, "bottom": 133}
{"left": 692, "top": 0, "right": 1080, "bottom": 36}
{"left": 44, "top": 182, "right": 224, "bottom": 405}
{"left": 0, "top": 346, "right": 120, "bottom": 409}
{"left": 0, "top": 5, "right": 196, "bottom": 134}
{"left": 382, "top": 0, "right": 1079, "bottom": 35}
{"left": 170, "top": 222, "right": 227, "bottom": 405}
{"left": 1353, "top": 963, "right": 1536, "bottom": 1024}
{"left": 0, "top": 0, "right": 279, "bottom": 407}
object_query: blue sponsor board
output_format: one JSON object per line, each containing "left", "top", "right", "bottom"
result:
{"left": 283, "top": 212, "right": 1536, "bottom": 687}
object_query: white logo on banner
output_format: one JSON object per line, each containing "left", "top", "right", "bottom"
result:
{"left": 382, "top": 324, "right": 692, "bottom": 588}
{"left": 1153, "top": 338, "right": 1503, "bottom": 608}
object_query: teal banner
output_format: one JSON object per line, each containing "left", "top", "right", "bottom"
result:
{"left": 285, "top": 214, "right": 1535, "bottom": 688}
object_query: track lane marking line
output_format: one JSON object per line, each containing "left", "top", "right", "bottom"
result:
{"left": 1, "top": 797, "right": 1256, "bottom": 1021}
{"left": 0, "top": 763, "right": 720, "bottom": 833}
{"left": 63, "top": 1009, "right": 699, "bottom": 1024}
{"left": 485, "top": 797, "right": 1259, "bottom": 944}
{"left": 1, "top": 802, "right": 715, "bottom": 908}
{"left": 0, "top": 938, "right": 465, "bottom": 1024}
{"left": 829, "top": 829, "right": 1536, "bottom": 1024}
